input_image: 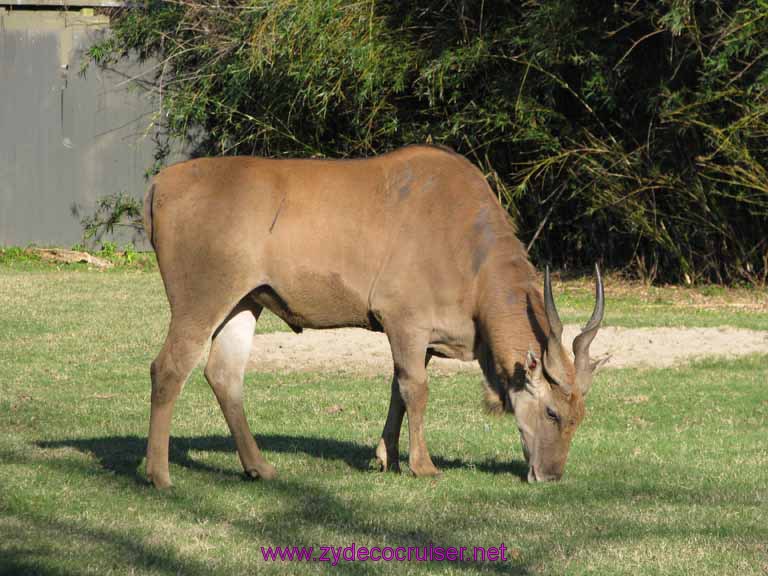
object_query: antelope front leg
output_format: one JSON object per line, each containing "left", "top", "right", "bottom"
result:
{"left": 384, "top": 328, "right": 439, "bottom": 477}
{"left": 376, "top": 375, "right": 405, "bottom": 472}
{"left": 376, "top": 353, "right": 433, "bottom": 472}
{"left": 399, "top": 366, "right": 439, "bottom": 476}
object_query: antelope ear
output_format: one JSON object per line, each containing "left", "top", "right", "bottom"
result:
{"left": 578, "top": 355, "right": 611, "bottom": 397}
{"left": 591, "top": 354, "right": 611, "bottom": 374}
{"left": 524, "top": 350, "right": 544, "bottom": 394}
{"left": 525, "top": 350, "right": 540, "bottom": 374}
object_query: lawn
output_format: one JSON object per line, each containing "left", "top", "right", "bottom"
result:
{"left": 1, "top": 263, "right": 766, "bottom": 575}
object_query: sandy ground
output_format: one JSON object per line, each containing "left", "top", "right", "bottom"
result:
{"left": 246, "top": 325, "right": 768, "bottom": 375}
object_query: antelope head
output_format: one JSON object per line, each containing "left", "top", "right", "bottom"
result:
{"left": 515, "top": 265, "right": 605, "bottom": 482}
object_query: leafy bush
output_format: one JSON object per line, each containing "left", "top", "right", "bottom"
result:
{"left": 81, "top": 192, "right": 143, "bottom": 242}
{"left": 90, "top": 0, "right": 768, "bottom": 284}
{"left": 0, "top": 247, "right": 41, "bottom": 265}
{"left": 97, "top": 241, "right": 139, "bottom": 265}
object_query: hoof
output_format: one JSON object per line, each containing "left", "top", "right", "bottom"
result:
{"left": 147, "top": 472, "right": 173, "bottom": 490}
{"left": 375, "top": 456, "right": 401, "bottom": 473}
{"left": 375, "top": 439, "right": 400, "bottom": 472}
{"left": 246, "top": 461, "right": 278, "bottom": 481}
{"left": 409, "top": 462, "right": 441, "bottom": 478}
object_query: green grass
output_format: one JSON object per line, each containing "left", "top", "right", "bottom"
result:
{"left": 555, "top": 278, "right": 768, "bottom": 331}
{"left": 1, "top": 266, "right": 767, "bottom": 575}
{"left": 1, "top": 252, "right": 766, "bottom": 331}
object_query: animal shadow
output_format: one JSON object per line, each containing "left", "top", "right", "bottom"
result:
{"left": 37, "top": 433, "right": 528, "bottom": 483}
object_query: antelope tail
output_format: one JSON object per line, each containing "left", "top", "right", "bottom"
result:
{"left": 143, "top": 182, "right": 156, "bottom": 251}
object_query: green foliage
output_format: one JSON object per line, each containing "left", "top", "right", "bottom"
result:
{"left": 97, "top": 242, "right": 140, "bottom": 266}
{"left": 94, "top": 241, "right": 153, "bottom": 268}
{"left": 90, "top": 0, "right": 768, "bottom": 284}
{"left": 81, "top": 192, "right": 143, "bottom": 242}
{"left": 122, "top": 243, "right": 138, "bottom": 265}
{"left": 99, "top": 240, "right": 118, "bottom": 259}
{"left": 0, "top": 247, "right": 41, "bottom": 265}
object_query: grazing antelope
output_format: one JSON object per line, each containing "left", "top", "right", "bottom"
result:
{"left": 143, "top": 145, "right": 604, "bottom": 487}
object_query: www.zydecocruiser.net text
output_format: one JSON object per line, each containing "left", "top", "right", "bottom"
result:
{"left": 262, "top": 543, "right": 511, "bottom": 565}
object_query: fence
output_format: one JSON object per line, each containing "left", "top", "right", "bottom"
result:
{"left": 0, "top": 3, "right": 159, "bottom": 247}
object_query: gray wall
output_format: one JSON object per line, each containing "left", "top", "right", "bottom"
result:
{"left": 0, "top": 8, "right": 164, "bottom": 248}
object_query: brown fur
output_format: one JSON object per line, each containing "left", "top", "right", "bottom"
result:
{"left": 142, "top": 145, "right": 601, "bottom": 488}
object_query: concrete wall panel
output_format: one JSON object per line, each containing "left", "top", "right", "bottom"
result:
{"left": 1, "top": 9, "right": 161, "bottom": 247}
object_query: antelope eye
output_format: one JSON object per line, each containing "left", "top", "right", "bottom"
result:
{"left": 545, "top": 406, "right": 560, "bottom": 422}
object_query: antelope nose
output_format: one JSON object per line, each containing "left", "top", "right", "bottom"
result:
{"left": 528, "top": 466, "right": 563, "bottom": 483}
{"left": 539, "top": 471, "right": 563, "bottom": 482}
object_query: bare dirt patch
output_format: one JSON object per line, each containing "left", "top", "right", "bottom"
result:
{"left": 247, "top": 325, "right": 768, "bottom": 375}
